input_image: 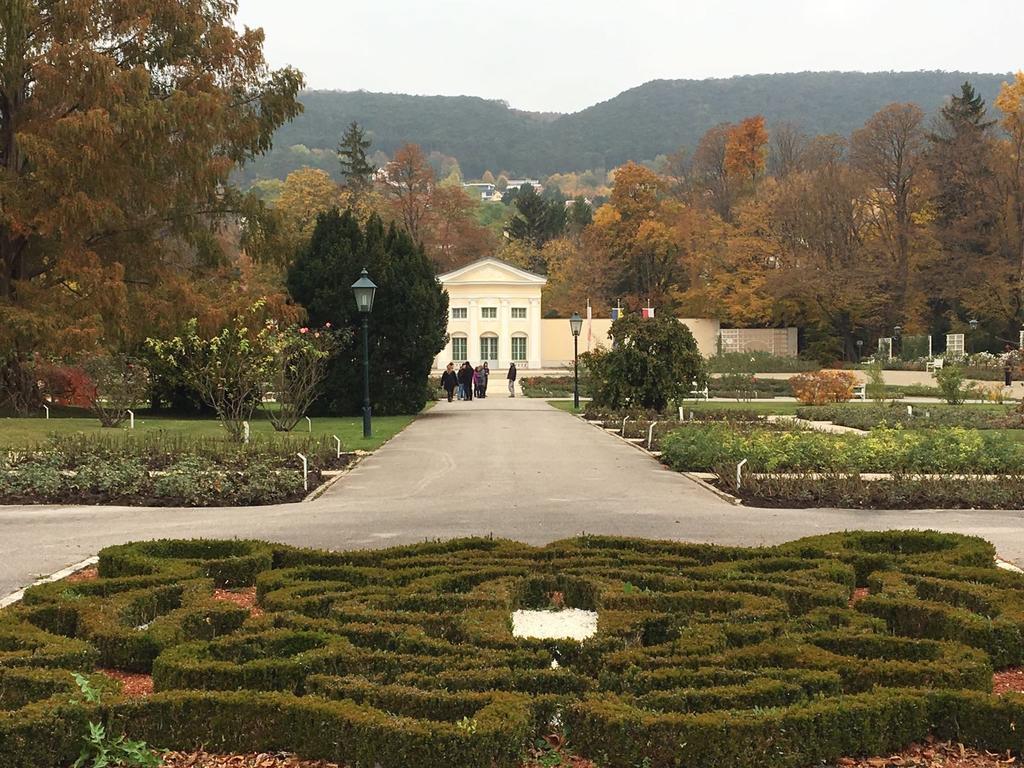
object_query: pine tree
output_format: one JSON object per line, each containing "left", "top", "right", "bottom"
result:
{"left": 927, "top": 82, "right": 997, "bottom": 239}
{"left": 507, "top": 184, "right": 566, "bottom": 250}
{"left": 287, "top": 209, "right": 448, "bottom": 415}
{"left": 338, "top": 122, "right": 377, "bottom": 198}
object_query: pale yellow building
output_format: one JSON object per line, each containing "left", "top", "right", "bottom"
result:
{"left": 433, "top": 258, "right": 723, "bottom": 371}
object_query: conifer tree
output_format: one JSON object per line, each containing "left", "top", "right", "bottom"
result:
{"left": 287, "top": 209, "right": 448, "bottom": 415}
{"left": 338, "top": 122, "right": 377, "bottom": 199}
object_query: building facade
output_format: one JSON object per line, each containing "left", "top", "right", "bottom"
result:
{"left": 433, "top": 258, "right": 729, "bottom": 371}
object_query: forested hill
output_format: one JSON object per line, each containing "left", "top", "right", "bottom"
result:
{"left": 240, "top": 70, "right": 1012, "bottom": 183}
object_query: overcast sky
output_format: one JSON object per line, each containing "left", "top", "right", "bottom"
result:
{"left": 236, "top": 0, "right": 1022, "bottom": 113}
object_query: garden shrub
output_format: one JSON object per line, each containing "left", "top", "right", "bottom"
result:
{"left": 660, "top": 423, "right": 1024, "bottom": 474}
{"left": 789, "top": 370, "right": 857, "bottom": 404}
{"left": 795, "top": 403, "right": 1012, "bottom": 431}
{"left": 3, "top": 532, "right": 1024, "bottom": 768}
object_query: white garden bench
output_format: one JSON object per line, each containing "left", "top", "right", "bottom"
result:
{"left": 925, "top": 358, "right": 945, "bottom": 373}
{"left": 852, "top": 383, "right": 866, "bottom": 400}
{"left": 688, "top": 383, "right": 709, "bottom": 401}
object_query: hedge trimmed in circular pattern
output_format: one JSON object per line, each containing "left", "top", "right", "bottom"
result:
{"left": 2, "top": 531, "right": 1024, "bottom": 767}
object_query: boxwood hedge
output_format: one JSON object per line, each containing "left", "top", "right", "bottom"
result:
{"left": 2, "top": 531, "right": 1024, "bottom": 767}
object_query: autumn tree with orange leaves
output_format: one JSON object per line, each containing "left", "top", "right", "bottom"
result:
{"left": 0, "top": 0, "right": 303, "bottom": 411}
{"left": 725, "top": 116, "right": 770, "bottom": 188}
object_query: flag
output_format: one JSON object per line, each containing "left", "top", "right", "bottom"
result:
{"left": 642, "top": 307, "right": 655, "bottom": 319}
{"left": 586, "top": 299, "right": 593, "bottom": 352}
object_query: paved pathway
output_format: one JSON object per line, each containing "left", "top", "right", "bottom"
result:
{"left": 3, "top": 396, "right": 1024, "bottom": 598}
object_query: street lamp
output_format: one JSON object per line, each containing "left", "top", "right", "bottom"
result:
{"left": 569, "top": 312, "right": 583, "bottom": 410}
{"left": 351, "top": 268, "right": 377, "bottom": 438}
{"left": 893, "top": 325, "right": 902, "bottom": 359}
{"left": 969, "top": 318, "right": 979, "bottom": 355}
{"left": 856, "top": 339, "right": 864, "bottom": 362}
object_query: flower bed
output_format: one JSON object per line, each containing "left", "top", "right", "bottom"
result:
{"left": 797, "top": 403, "right": 1016, "bottom": 431}
{"left": 719, "top": 472, "right": 1024, "bottom": 509}
{"left": 660, "top": 423, "right": 1024, "bottom": 474}
{"left": 0, "top": 434, "right": 350, "bottom": 506}
{"left": 2, "top": 533, "right": 1024, "bottom": 767}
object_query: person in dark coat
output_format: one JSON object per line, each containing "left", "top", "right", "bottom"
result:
{"left": 440, "top": 363, "right": 458, "bottom": 402}
{"left": 459, "top": 361, "right": 474, "bottom": 401}
{"left": 481, "top": 362, "right": 490, "bottom": 398}
{"left": 507, "top": 362, "right": 517, "bottom": 397}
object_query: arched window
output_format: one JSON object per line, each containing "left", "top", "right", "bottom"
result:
{"left": 511, "top": 333, "right": 528, "bottom": 362}
{"left": 480, "top": 333, "right": 499, "bottom": 362}
{"left": 450, "top": 333, "right": 468, "bottom": 361}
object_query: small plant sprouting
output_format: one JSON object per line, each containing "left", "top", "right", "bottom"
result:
{"left": 71, "top": 673, "right": 161, "bottom": 768}
{"left": 456, "top": 716, "right": 478, "bottom": 734}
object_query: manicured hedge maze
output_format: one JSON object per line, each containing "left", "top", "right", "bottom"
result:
{"left": 2, "top": 531, "right": 1024, "bottom": 767}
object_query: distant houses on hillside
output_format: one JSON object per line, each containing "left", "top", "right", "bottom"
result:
{"left": 463, "top": 179, "right": 543, "bottom": 202}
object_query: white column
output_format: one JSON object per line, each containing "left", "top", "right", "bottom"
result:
{"left": 468, "top": 299, "right": 479, "bottom": 363}
{"left": 529, "top": 297, "right": 542, "bottom": 369}
{"left": 499, "top": 298, "right": 511, "bottom": 368}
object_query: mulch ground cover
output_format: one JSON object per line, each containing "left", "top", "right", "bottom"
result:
{"left": 99, "top": 668, "right": 154, "bottom": 697}
{"left": 160, "top": 741, "right": 1016, "bottom": 768}
{"left": 162, "top": 752, "right": 342, "bottom": 767}
{"left": 66, "top": 566, "right": 98, "bottom": 583}
{"left": 830, "top": 738, "right": 1019, "bottom": 766}
{"left": 212, "top": 586, "right": 264, "bottom": 618}
{"left": 993, "top": 668, "right": 1024, "bottom": 695}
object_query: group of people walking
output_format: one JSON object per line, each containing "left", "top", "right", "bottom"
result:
{"left": 440, "top": 362, "right": 518, "bottom": 402}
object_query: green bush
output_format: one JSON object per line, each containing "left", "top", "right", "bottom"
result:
{"left": 583, "top": 314, "right": 706, "bottom": 411}
{"left": 3, "top": 532, "right": 1024, "bottom": 768}
{"left": 660, "top": 423, "right": 1024, "bottom": 473}
{"left": 796, "top": 403, "right": 1012, "bottom": 430}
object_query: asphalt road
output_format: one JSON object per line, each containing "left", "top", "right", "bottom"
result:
{"left": 2, "top": 396, "right": 1024, "bottom": 598}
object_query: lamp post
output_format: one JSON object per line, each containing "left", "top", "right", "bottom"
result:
{"left": 893, "top": 325, "right": 902, "bottom": 360}
{"left": 968, "top": 318, "right": 979, "bottom": 356}
{"left": 569, "top": 312, "right": 583, "bottom": 410}
{"left": 351, "top": 268, "right": 377, "bottom": 439}
{"left": 856, "top": 339, "right": 864, "bottom": 362}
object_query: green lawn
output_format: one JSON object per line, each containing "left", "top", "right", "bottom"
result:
{"left": 0, "top": 409, "right": 418, "bottom": 451}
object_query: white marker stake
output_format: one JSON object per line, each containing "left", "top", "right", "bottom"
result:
{"left": 127, "top": 409, "right": 134, "bottom": 429}
{"left": 736, "top": 458, "right": 749, "bottom": 490}
{"left": 42, "top": 404, "right": 49, "bottom": 420}
{"left": 648, "top": 422, "right": 658, "bottom": 450}
{"left": 907, "top": 405, "right": 913, "bottom": 417}
{"left": 621, "top": 416, "right": 630, "bottom": 436}
{"left": 333, "top": 435, "right": 342, "bottom": 459}
{"left": 243, "top": 421, "right": 250, "bottom": 444}
{"left": 297, "top": 453, "right": 308, "bottom": 491}
{"left": 306, "top": 416, "right": 312, "bottom": 433}
{"left": 678, "top": 406, "right": 684, "bottom": 421}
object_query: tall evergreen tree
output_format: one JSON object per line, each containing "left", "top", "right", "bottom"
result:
{"left": 338, "top": 122, "right": 376, "bottom": 198}
{"left": 506, "top": 184, "right": 566, "bottom": 250}
{"left": 287, "top": 209, "right": 448, "bottom": 415}
{"left": 922, "top": 82, "right": 998, "bottom": 331}
{"left": 927, "top": 82, "right": 996, "bottom": 239}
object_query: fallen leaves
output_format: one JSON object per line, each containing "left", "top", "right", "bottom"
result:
{"left": 67, "top": 566, "right": 99, "bottom": 583}
{"left": 848, "top": 586, "right": 871, "bottom": 607}
{"left": 832, "top": 738, "right": 1019, "bottom": 766}
{"left": 212, "top": 587, "right": 264, "bottom": 618}
{"left": 161, "top": 752, "right": 342, "bottom": 768}
{"left": 98, "top": 668, "right": 153, "bottom": 697}
{"left": 994, "top": 668, "right": 1024, "bottom": 695}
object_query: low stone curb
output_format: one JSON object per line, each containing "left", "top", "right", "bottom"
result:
{"left": 575, "top": 413, "right": 744, "bottom": 506}
{"left": 0, "top": 556, "right": 99, "bottom": 609}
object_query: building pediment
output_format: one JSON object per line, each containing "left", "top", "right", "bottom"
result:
{"left": 438, "top": 258, "right": 547, "bottom": 287}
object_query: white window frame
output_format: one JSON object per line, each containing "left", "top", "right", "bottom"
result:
{"left": 481, "top": 307, "right": 498, "bottom": 320}
{"left": 511, "top": 307, "right": 527, "bottom": 320}
{"left": 451, "top": 335, "right": 468, "bottom": 360}
{"left": 511, "top": 335, "right": 528, "bottom": 362}
{"left": 480, "top": 334, "right": 499, "bottom": 361}
{"left": 451, "top": 307, "right": 468, "bottom": 320}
